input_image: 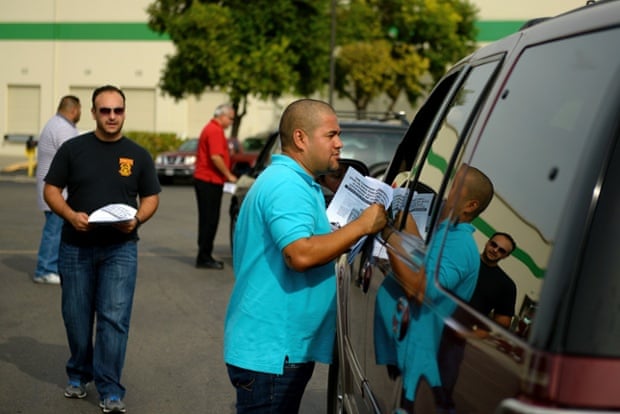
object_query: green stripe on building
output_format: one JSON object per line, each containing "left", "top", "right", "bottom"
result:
{"left": 0, "top": 21, "right": 523, "bottom": 42}
{"left": 0, "top": 23, "right": 169, "bottom": 41}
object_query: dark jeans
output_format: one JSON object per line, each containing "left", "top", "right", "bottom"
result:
{"left": 227, "top": 361, "right": 315, "bottom": 414}
{"left": 194, "top": 179, "right": 223, "bottom": 262}
{"left": 59, "top": 241, "right": 138, "bottom": 399}
{"left": 435, "top": 329, "right": 466, "bottom": 410}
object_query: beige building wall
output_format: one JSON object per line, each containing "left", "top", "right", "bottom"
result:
{"left": 0, "top": 0, "right": 588, "bottom": 143}
{"left": 475, "top": 0, "right": 586, "bottom": 19}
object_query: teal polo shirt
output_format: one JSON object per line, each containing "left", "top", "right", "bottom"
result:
{"left": 400, "top": 219, "right": 480, "bottom": 401}
{"left": 373, "top": 220, "right": 480, "bottom": 402}
{"left": 224, "top": 154, "right": 336, "bottom": 374}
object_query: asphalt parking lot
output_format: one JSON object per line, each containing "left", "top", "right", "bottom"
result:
{"left": 0, "top": 153, "right": 328, "bottom": 414}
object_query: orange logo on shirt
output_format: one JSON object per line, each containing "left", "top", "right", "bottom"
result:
{"left": 119, "top": 158, "right": 134, "bottom": 177}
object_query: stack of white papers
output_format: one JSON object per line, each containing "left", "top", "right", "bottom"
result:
{"left": 326, "top": 166, "right": 433, "bottom": 262}
{"left": 88, "top": 203, "right": 137, "bottom": 224}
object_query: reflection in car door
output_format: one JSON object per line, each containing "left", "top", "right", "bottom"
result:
{"left": 336, "top": 65, "right": 466, "bottom": 412}
{"left": 343, "top": 57, "right": 504, "bottom": 413}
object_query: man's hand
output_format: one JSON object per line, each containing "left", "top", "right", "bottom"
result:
{"left": 112, "top": 217, "right": 140, "bottom": 234}
{"left": 357, "top": 203, "right": 387, "bottom": 235}
{"left": 68, "top": 211, "right": 91, "bottom": 232}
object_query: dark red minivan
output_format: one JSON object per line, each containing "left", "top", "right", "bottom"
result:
{"left": 330, "top": 1, "right": 620, "bottom": 413}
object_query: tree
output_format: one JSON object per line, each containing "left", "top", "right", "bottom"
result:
{"left": 147, "top": 0, "right": 331, "bottom": 137}
{"left": 335, "top": 0, "right": 478, "bottom": 112}
{"left": 147, "top": 0, "right": 478, "bottom": 125}
{"left": 385, "top": 0, "right": 479, "bottom": 82}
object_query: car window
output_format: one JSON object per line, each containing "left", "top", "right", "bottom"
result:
{"left": 242, "top": 137, "right": 266, "bottom": 152}
{"left": 568, "top": 131, "right": 620, "bottom": 356}
{"left": 369, "top": 60, "right": 502, "bottom": 410}
{"left": 179, "top": 138, "right": 198, "bottom": 152}
{"left": 252, "top": 124, "right": 406, "bottom": 178}
{"left": 388, "top": 59, "right": 501, "bottom": 247}
{"left": 385, "top": 25, "right": 620, "bottom": 344}
{"left": 462, "top": 26, "right": 620, "bottom": 341}
{"left": 340, "top": 126, "right": 405, "bottom": 174}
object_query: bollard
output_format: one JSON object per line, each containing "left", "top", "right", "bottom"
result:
{"left": 25, "top": 136, "right": 37, "bottom": 177}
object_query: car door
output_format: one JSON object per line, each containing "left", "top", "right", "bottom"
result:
{"left": 336, "top": 54, "right": 505, "bottom": 413}
{"left": 390, "top": 23, "right": 620, "bottom": 414}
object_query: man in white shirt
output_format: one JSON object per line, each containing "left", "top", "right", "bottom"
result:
{"left": 34, "top": 95, "right": 81, "bottom": 284}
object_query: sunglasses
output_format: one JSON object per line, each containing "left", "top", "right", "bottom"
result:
{"left": 489, "top": 240, "right": 508, "bottom": 254}
{"left": 97, "top": 107, "right": 125, "bottom": 115}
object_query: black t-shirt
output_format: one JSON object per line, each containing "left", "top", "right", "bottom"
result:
{"left": 468, "top": 261, "right": 517, "bottom": 317}
{"left": 45, "top": 132, "right": 161, "bottom": 246}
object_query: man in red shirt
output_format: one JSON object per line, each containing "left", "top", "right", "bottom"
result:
{"left": 194, "top": 103, "right": 238, "bottom": 269}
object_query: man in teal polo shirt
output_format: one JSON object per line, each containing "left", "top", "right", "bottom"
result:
{"left": 223, "top": 99, "right": 387, "bottom": 413}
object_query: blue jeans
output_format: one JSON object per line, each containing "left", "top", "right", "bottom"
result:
{"left": 58, "top": 241, "right": 138, "bottom": 400}
{"left": 227, "top": 361, "right": 315, "bottom": 414}
{"left": 35, "top": 211, "right": 63, "bottom": 277}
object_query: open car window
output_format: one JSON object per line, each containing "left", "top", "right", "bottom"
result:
{"left": 385, "top": 58, "right": 503, "bottom": 281}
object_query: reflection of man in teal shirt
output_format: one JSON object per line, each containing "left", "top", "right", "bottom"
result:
{"left": 223, "top": 99, "right": 387, "bottom": 413}
{"left": 379, "top": 165, "right": 494, "bottom": 404}
{"left": 399, "top": 219, "right": 480, "bottom": 401}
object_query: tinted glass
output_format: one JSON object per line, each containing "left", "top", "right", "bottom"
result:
{"left": 371, "top": 59, "right": 501, "bottom": 408}
{"left": 178, "top": 138, "right": 198, "bottom": 152}
{"left": 391, "top": 60, "right": 500, "bottom": 245}
{"left": 257, "top": 124, "right": 406, "bottom": 176}
{"left": 466, "top": 27, "right": 620, "bottom": 340}
{"left": 568, "top": 136, "right": 620, "bottom": 356}
{"left": 340, "top": 126, "right": 405, "bottom": 170}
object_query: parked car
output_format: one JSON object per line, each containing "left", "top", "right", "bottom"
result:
{"left": 155, "top": 138, "right": 198, "bottom": 184}
{"left": 228, "top": 116, "right": 410, "bottom": 248}
{"left": 229, "top": 132, "right": 270, "bottom": 177}
{"left": 155, "top": 133, "right": 268, "bottom": 185}
{"left": 330, "top": 1, "right": 620, "bottom": 413}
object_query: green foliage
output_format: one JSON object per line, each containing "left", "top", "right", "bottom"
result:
{"left": 147, "top": 0, "right": 331, "bottom": 136}
{"left": 336, "top": 0, "right": 478, "bottom": 109}
{"left": 335, "top": 40, "right": 395, "bottom": 111}
{"left": 378, "top": 0, "right": 479, "bottom": 82}
{"left": 125, "top": 131, "right": 182, "bottom": 158}
{"left": 147, "top": 0, "right": 478, "bottom": 116}
{"left": 335, "top": 39, "right": 430, "bottom": 112}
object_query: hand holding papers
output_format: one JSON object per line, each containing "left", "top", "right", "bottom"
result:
{"left": 88, "top": 203, "right": 137, "bottom": 224}
{"left": 326, "top": 166, "right": 434, "bottom": 262}
{"left": 326, "top": 167, "right": 392, "bottom": 261}
{"left": 326, "top": 167, "right": 393, "bottom": 230}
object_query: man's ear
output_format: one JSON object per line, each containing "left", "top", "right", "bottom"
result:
{"left": 463, "top": 199, "right": 480, "bottom": 215}
{"left": 292, "top": 128, "right": 306, "bottom": 151}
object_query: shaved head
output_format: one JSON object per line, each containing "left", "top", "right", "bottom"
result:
{"left": 465, "top": 166, "right": 494, "bottom": 217}
{"left": 279, "top": 99, "right": 336, "bottom": 151}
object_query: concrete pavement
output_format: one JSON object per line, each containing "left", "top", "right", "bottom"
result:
{"left": 0, "top": 160, "right": 329, "bottom": 413}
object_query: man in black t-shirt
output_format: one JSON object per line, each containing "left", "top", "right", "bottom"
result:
{"left": 45, "top": 85, "right": 161, "bottom": 413}
{"left": 469, "top": 232, "right": 517, "bottom": 328}
{"left": 436, "top": 232, "right": 517, "bottom": 413}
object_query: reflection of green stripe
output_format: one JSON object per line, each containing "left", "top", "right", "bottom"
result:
{"left": 475, "top": 21, "right": 525, "bottom": 42}
{"left": 428, "top": 148, "right": 546, "bottom": 279}
{"left": 0, "top": 23, "right": 168, "bottom": 41}
{"left": 427, "top": 147, "right": 449, "bottom": 174}
{"left": 472, "top": 217, "right": 545, "bottom": 279}
{"left": 0, "top": 21, "right": 520, "bottom": 42}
